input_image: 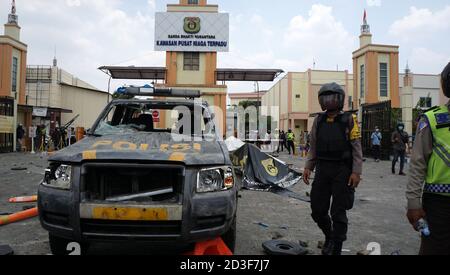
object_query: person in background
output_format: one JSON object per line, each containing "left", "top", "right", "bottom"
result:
{"left": 16, "top": 124, "right": 25, "bottom": 152}
{"left": 371, "top": 126, "right": 382, "bottom": 162}
{"left": 392, "top": 123, "right": 409, "bottom": 176}
{"left": 287, "top": 129, "right": 296, "bottom": 155}
{"left": 278, "top": 130, "right": 286, "bottom": 153}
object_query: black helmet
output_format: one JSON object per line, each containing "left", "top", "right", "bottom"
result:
{"left": 442, "top": 62, "right": 450, "bottom": 98}
{"left": 318, "top": 83, "right": 346, "bottom": 112}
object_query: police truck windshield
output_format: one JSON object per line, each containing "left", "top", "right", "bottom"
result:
{"left": 92, "top": 102, "right": 216, "bottom": 139}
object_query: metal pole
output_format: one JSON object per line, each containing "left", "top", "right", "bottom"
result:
{"left": 256, "top": 81, "right": 260, "bottom": 133}
{"left": 107, "top": 76, "right": 112, "bottom": 103}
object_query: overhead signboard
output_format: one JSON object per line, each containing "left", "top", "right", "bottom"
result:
{"left": 155, "top": 12, "right": 229, "bottom": 52}
{"left": 33, "top": 107, "right": 48, "bottom": 117}
{"left": 0, "top": 116, "right": 14, "bottom": 134}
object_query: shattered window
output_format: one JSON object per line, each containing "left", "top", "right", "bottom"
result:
{"left": 93, "top": 102, "right": 216, "bottom": 139}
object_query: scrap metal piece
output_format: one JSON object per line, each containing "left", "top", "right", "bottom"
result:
{"left": 105, "top": 187, "right": 174, "bottom": 202}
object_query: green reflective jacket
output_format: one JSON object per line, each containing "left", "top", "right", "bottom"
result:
{"left": 424, "top": 106, "right": 450, "bottom": 197}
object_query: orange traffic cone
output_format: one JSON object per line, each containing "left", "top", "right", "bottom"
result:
{"left": 9, "top": 195, "right": 38, "bottom": 203}
{"left": 185, "top": 237, "right": 233, "bottom": 256}
{"left": 0, "top": 207, "right": 38, "bottom": 226}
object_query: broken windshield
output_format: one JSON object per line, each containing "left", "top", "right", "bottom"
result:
{"left": 93, "top": 102, "right": 217, "bottom": 140}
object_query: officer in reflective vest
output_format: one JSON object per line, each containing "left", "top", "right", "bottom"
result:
{"left": 287, "top": 129, "right": 295, "bottom": 155}
{"left": 303, "top": 83, "right": 363, "bottom": 255}
{"left": 407, "top": 62, "right": 450, "bottom": 255}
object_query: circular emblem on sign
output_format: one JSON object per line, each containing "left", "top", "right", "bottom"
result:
{"left": 184, "top": 17, "right": 201, "bottom": 34}
{"left": 261, "top": 158, "right": 279, "bottom": 177}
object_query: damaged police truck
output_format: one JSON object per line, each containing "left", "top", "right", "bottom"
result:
{"left": 37, "top": 87, "right": 238, "bottom": 255}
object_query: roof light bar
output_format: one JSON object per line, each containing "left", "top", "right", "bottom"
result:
{"left": 117, "top": 86, "right": 201, "bottom": 98}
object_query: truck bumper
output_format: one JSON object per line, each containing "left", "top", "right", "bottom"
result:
{"left": 38, "top": 168, "right": 237, "bottom": 245}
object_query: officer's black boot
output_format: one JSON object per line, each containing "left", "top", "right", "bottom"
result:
{"left": 321, "top": 237, "right": 333, "bottom": 256}
{"left": 332, "top": 241, "right": 343, "bottom": 256}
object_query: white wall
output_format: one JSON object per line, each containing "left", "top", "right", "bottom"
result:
{"left": 399, "top": 74, "right": 441, "bottom": 108}
{"left": 60, "top": 86, "right": 109, "bottom": 129}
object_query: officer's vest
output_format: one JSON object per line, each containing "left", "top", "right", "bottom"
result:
{"left": 316, "top": 113, "right": 352, "bottom": 162}
{"left": 287, "top": 133, "right": 294, "bottom": 141}
{"left": 424, "top": 106, "right": 450, "bottom": 197}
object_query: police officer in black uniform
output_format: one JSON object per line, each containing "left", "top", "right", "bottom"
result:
{"left": 303, "top": 83, "right": 363, "bottom": 255}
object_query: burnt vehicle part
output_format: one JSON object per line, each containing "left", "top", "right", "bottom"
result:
{"left": 38, "top": 94, "right": 238, "bottom": 255}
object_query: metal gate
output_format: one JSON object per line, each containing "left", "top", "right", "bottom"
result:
{"left": 0, "top": 97, "right": 14, "bottom": 153}
{"left": 361, "top": 101, "right": 394, "bottom": 160}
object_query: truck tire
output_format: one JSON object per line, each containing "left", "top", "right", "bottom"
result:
{"left": 49, "top": 234, "right": 89, "bottom": 255}
{"left": 221, "top": 216, "right": 237, "bottom": 253}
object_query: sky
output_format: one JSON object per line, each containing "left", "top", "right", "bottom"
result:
{"left": 1, "top": 0, "right": 449, "bottom": 93}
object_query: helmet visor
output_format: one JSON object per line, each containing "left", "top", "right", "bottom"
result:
{"left": 319, "top": 94, "right": 343, "bottom": 111}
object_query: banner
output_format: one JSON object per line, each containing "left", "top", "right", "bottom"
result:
{"left": 231, "top": 144, "right": 302, "bottom": 191}
{"left": 155, "top": 12, "right": 229, "bottom": 52}
{"left": 0, "top": 116, "right": 14, "bottom": 134}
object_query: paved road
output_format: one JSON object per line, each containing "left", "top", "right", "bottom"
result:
{"left": 0, "top": 152, "right": 420, "bottom": 255}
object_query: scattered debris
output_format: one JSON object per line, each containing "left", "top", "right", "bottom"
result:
{"left": 255, "top": 222, "right": 270, "bottom": 228}
{"left": 271, "top": 232, "right": 284, "bottom": 240}
{"left": 0, "top": 245, "right": 14, "bottom": 256}
{"left": 342, "top": 249, "right": 351, "bottom": 253}
{"left": 11, "top": 167, "right": 27, "bottom": 171}
{"left": 270, "top": 187, "right": 311, "bottom": 203}
{"left": 279, "top": 225, "right": 289, "bottom": 230}
{"left": 263, "top": 240, "right": 308, "bottom": 256}
{"left": 298, "top": 240, "right": 309, "bottom": 248}
{"left": 357, "top": 249, "right": 371, "bottom": 256}
{"left": 317, "top": 241, "right": 325, "bottom": 249}
{"left": 391, "top": 250, "right": 401, "bottom": 255}
{"left": 359, "top": 197, "right": 374, "bottom": 202}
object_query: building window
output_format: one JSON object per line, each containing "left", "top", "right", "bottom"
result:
{"left": 360, "top": 65, "right": 365, "bottom": 98}
{"left": 183, "top": 52, "right": 200, "bottom": 71}
{"left": 188, "top": 0, "right": 199, "bottom": 5}
{"left": 12, "top": 57, "right": 18, "bottom": 93}
{"left": 380, "top": 63, "right": 388, "bottom": 97}
{"left": 295, "top": 95, "right": 301, "bottom": 99}
{"left": 419, "top": 97, "right": 432, "bottom": 109}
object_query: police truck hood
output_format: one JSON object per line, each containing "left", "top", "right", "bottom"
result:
{"left": 49, "top": 132, "right": 228, "bottom": 166}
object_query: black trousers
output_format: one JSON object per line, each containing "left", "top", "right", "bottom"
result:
{"left": 287, "top": 141, "right": 295, "bottom": 155}
{"left": 392, "top": 149, "right": 406, "bottom": 173}
{"left": 311, "top": 161, "right": 354, "bottom": 243}
{"left": 372, "top": 145, "right": 381, "bottom": 160}
{"left": 277, "top": 140, "right": 286, "bottom": 153}
{"left": 420, "top": 193, "right": 450, "bottom": 255}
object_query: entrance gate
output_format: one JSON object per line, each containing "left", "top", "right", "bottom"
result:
{"left": 361, "top": 101, "right": 397, "bottom": 160}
